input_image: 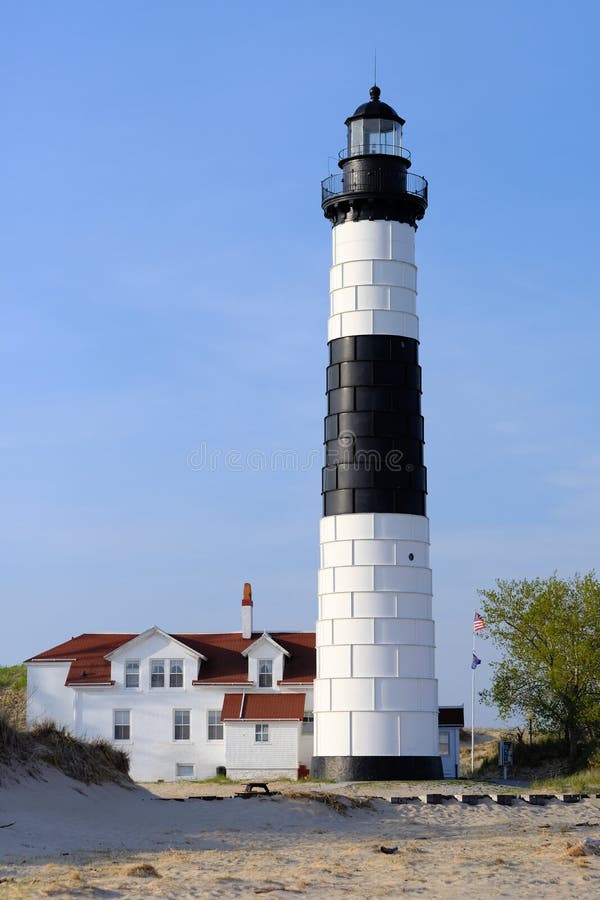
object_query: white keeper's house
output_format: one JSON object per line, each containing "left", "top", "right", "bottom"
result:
{"left": 25, "top": 584, "right": 462, "bottom": 781}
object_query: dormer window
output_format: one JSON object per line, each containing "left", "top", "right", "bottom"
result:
{"left": 125, "top": 660, "right": 140, "bottom": 688}
{"left": 169, "top": 659, "right": 184, "bottom": 687}
{"left": 151, "top": 659, "right": 165, "bottom": 688}
{"left": 258, "top": 659, "right": 273, "bottom": 688}
{"left": 241, "top": 633, "right": 290, "bottom": 687}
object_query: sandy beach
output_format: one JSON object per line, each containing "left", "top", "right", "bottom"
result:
{"left": 0, "top": 768, "right": 599, "bottom": 898}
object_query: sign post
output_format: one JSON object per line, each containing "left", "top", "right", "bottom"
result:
{"left": 498, "top": 740, "right": 513, "bottom": 781}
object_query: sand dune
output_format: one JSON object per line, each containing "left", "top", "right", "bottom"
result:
{"left": 1, "top": 767, "right": 599, "bottom": 897}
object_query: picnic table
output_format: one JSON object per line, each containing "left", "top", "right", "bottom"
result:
{"left": 234, "top": 782, "right": 280, "bottom": 798}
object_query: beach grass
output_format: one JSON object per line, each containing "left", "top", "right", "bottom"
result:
{"left": 0, "top": 664, "right": 26, "bottom": 691}
{"left": 0, "top": 715, "right": 131, "bottom": 785}
{"left": 531, "top": 767, "right": 600, "bottom": 793}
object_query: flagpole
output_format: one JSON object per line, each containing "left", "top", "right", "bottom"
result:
{"left": 471, "top": 610, "right": 475, "bottom": 774}
{"left": 470, "top": 612, "right": 485, "bottom": 775}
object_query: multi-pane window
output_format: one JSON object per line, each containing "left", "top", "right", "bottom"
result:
{"left": 258, "top": 659, "right": 273, "bottom": 688}
{"left": 255, "top": 723, "right": 269, "bottom": 743}
{"left": 207, "top": 710, "right": 224, "bottom": 741}
{"left": 169, "top": 659, "right": 184, "bottom": 688}
{"left": 125, "top": 661, "right": 140, "bottom": 688}
{"left": 151, "top": 659, "right": 165, "bottom": 688}
{"left": 113, "top": 710, "right": 131, "bottom": 740}
{"left": 151, "top": 659, "right": 184, "bottom": 687}
{"left": 174, "top": 709, "right": 191, "bottom": 741}
{"left": 439, "top": 731, "right": 450, "bottom": 756}
{"left": 302, "top": 713, "right": 314, "bottom": 735}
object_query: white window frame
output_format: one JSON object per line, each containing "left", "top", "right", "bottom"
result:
{"left": 255, "top": 723, "right": 269, "bottom": 743}
{"left": 258, "top": 659, "right": 273, "bottom": 688}
{"left": 176, "top": 763, "right": 195, "bottom": 778}
{"left": 151, "top": 659, "right": 165, "bottom": 688}
{"left": 113, "top": 709, "right": 131, "bottom": 741}
{"left": 125, "top": 660, "right": 140, "bottom": 688}
{"left": 207, "top": 709, "right": 224, "bottom": 741}
{"left": 174, "top": 709, "right": 191, "bottom": 741}
{"left": 169, "top": 659, "right": 184, "bottom": 688}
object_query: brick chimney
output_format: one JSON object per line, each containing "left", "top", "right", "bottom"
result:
{"left": 241, "top": 582, "right": 253, "bottom": 639}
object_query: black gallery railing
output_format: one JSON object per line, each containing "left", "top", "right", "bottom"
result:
{"left": 339, "top": 144, "right": 412, "bottom": 161}
{"left": 322, "top": 171, "right": 428, "bottom": 204}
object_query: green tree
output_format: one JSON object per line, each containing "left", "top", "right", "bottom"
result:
{"left": 478, "top": 572, "right": 600, "bottom": 759}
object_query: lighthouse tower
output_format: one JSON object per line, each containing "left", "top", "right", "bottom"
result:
{"left": 312, "top": 87, "right": 442, "bottom": 780}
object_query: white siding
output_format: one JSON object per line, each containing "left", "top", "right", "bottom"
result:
{"left": 75, "top": 682, "right": 230, "bottom": 782}
{"left": 225, "top": 722, "right": 299, "bottom": 775}
{"left": 26, "top": 662, "right": 74, "bottom": 729}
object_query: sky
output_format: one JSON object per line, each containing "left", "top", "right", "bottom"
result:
{"left": 1, "top": 0, "right": 599, "bottom": 725}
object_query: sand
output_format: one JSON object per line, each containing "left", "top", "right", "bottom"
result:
{"left": 1, "top": 768, "right": 599, "bottom": 898}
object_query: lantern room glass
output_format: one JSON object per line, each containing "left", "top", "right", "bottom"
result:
{"left": 348, "top": 118, "right": 403, "bottom": 157}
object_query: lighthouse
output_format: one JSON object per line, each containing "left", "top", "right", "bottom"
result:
{"left": 312, "top": 86, "right": 443, "bottom": 780}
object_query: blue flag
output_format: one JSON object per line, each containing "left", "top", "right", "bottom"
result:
{"left": 471, "top": 653, "right": 481, "bottom": 670}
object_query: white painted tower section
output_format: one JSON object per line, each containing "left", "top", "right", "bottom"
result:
{"left": 314, "top": 218, "right": 438, "bottom": 760}
{"left": 328, "top": 220, "right": 419, "bottom": 341}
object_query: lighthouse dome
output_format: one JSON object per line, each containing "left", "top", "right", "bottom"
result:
{"left": 345, "top": 85, "right": 405, "bottom": 126}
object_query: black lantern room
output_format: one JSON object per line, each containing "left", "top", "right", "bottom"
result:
{"left": 322, "top": 86, "right": 427, "bottom": 227}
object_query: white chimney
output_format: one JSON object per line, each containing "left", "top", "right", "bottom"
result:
{"left": 241, "top": 582, "right": 253, "bottom": 639}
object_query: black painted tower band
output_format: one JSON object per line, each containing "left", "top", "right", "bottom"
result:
{"left": 311, "top": 755, "right": 444, "bottom": 782}
{"left": 322, "top": 335, "right": 426, "bottom": 518}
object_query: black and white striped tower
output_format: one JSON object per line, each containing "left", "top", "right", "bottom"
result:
{"left": 312, "top": 86, "right": 443, "bottom": 780}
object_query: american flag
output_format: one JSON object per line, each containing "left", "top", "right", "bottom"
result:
{"left": 473, "top": 612, "right": 486, "bottom": 632}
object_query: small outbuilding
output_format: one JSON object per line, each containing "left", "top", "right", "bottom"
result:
{"left": 438, "top": 706, "right": 464, "bottom": 778}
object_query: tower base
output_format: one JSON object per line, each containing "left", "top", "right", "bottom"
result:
{"left": 311, "top": 755, "right": 443, "bottom": 782}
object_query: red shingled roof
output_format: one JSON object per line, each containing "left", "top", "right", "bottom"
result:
{"left": 25, "top": 633, "right": 136, "bottom": 685}
{"left": 221, "top": 692, "right": 306, "bottom": 721}
{"left": 26, "top": 631, "right": 316, "bottom": 686}
{"left": 185, "top": 632, "right": 316, "bottom": 685}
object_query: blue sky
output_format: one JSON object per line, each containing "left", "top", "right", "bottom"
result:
{"left": 1, "top": 1, "right": 599, "bottom": 725}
